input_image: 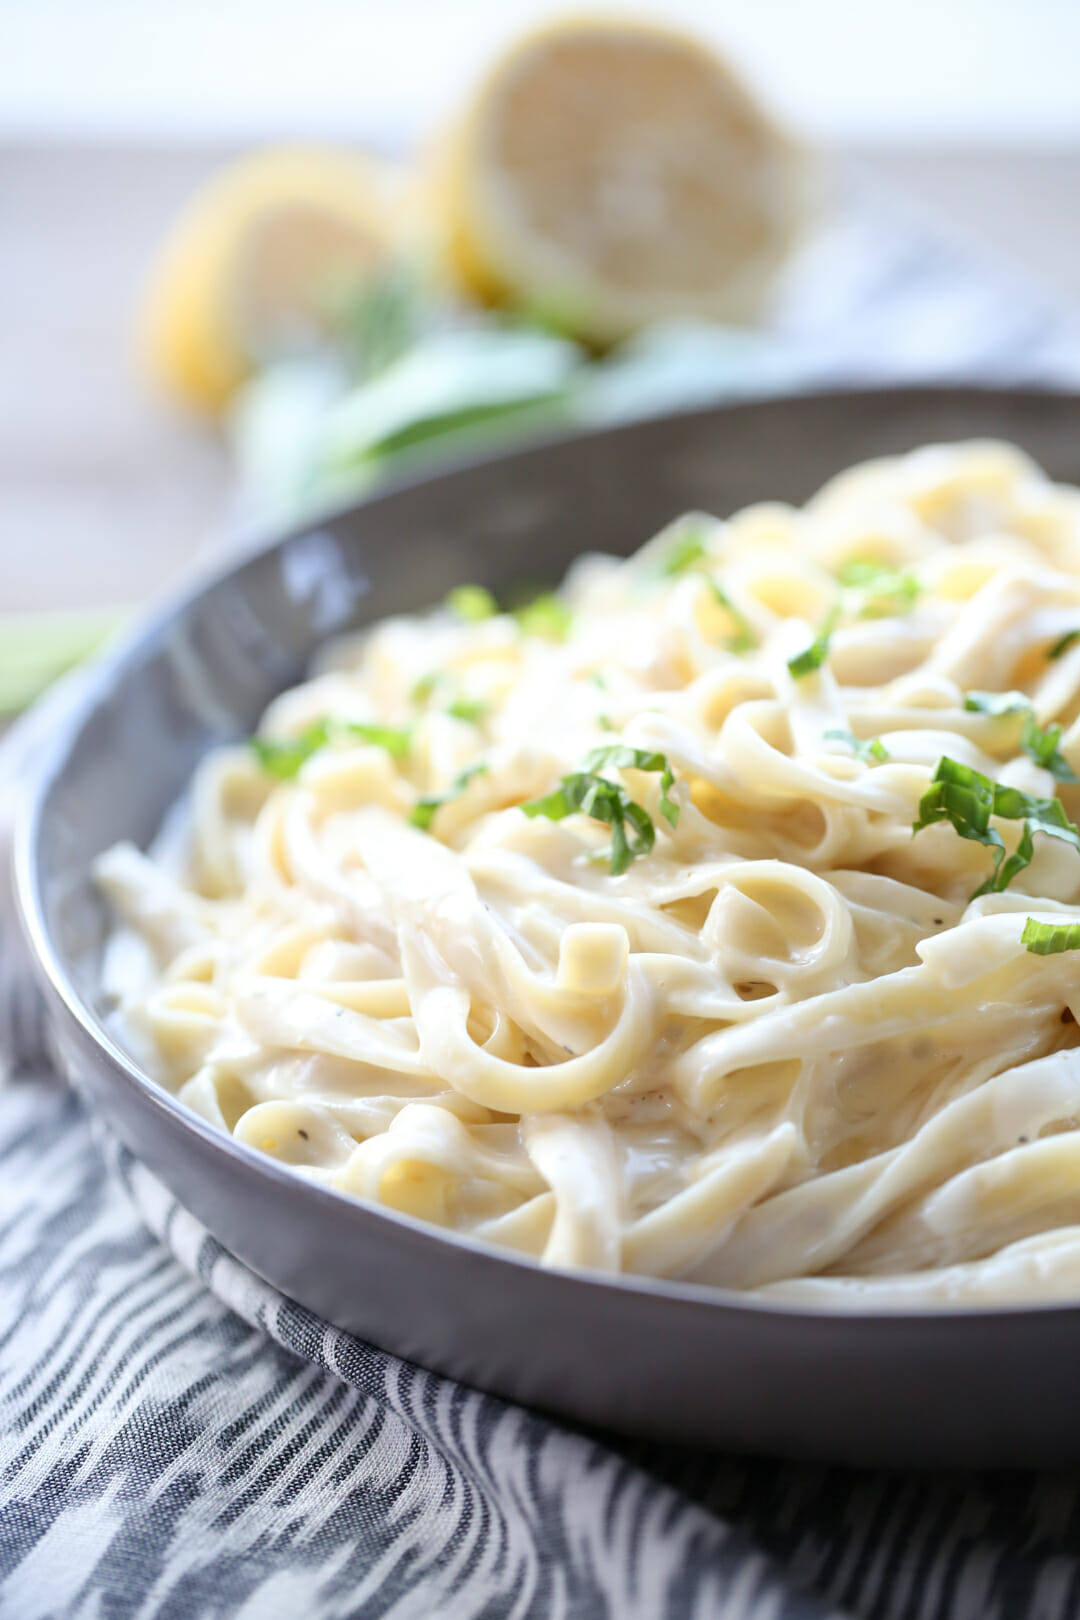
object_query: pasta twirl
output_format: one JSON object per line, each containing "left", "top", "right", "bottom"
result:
{"left": 97, "top": 440, "right": 1080, "bottom": 1304}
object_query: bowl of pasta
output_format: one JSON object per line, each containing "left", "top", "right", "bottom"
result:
{"left": 18, "top": 385, "right": 1080, "bottom": 1466}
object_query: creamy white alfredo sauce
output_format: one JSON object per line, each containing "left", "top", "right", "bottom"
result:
{"left": 97, "top": 441, "right": 1080, "bottom": 1306}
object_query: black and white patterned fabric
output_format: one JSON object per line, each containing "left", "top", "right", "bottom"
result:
{"left": 7, "top": 205, "right": 1080, "bottom": 1620}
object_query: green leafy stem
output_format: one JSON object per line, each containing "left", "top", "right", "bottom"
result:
{"left": 522, "top": 745, "right": 679, "bottom": 876}
{"left": 913, "top": 755, "right": 1080, "bottom": 898}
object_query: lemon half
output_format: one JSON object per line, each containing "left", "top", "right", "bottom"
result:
{"left": 437, "top": 17, "right": 814, "bottom": 343}
{"left": 140, "top": 147, "right": 398, "bottom": 415}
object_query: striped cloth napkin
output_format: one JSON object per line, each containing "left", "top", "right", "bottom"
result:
{"left": 6, "top": 197, "right": 1080, "bottom": 1620}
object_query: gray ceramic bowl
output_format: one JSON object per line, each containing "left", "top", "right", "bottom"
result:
{"left": 17, "top": 387, "right": 1080, "bottom": 1468}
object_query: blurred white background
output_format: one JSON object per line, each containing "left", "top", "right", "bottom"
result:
{"left": 5, "top": 0, "right": 1080, "bottom": 147}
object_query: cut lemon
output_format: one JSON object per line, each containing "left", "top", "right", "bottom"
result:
{"left": 139, "top": 147, "right": 399, "bottom": 415}
{"left": 436, "top": 17, "right": 814, "bottom": 343}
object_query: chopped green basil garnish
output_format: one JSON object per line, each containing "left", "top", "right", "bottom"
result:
{"left": 411, "top": 671, "right": 444, "bottom": 704}
{"left": 522, "top": 747, "right": 680, "bottom": 874}
{"left": 1021, "top": 714, "right": 1078, "bottom": 782}
{"left": 523, "top": 775, "right": 656, "bottom": 876}
{"left": 409, "top": 762, "right": 489, "bottom": 831}
{"left": 913, "top": 756, "right": 1080, "bottom": 897}
{"left": 581, "top": 745, "right": 679, "bottom": 828}
{"left": 446, "top": 696, "right": 488, "bottom": 723}
{"left": 824, "top": 728, "right": 890, "bottom": 764}
{"left": 1049, "top": 630, "right": 1080, "bottom": 660}
{"left": 252, "top": 719, "right": 411, "bottom": 779}
{"left": 1021, "top": 917, "right": 1080, "bottom": 955}
{"left": 963, "top": 691, "right": 1077, "bottom": 781}
{"left": 513, "top": 592, "right": 573, "bottom": 641}
{"left": 787, "top": 606, "right": 840, "bottom": 680}
{"left": 446, "top": 584, "right": 498, "bottom": 622}
{"left": 836, "top": 558, "right": 921, "bottom": 618}
{"left": 659, "top": 525, "right": 708, "bottom": 578}
{"left": 964, "top": 689, "right": 1031, "bottom": 718}
{"left": 709, "top": 582, "right": 756, "bottom": 653}
{"left": 346, "top": 723, "right": 412, "bottom": 759}
{"left": 252, "top": 725, "right": 330, "bottom": 780}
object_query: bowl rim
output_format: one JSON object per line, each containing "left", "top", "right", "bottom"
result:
{"left": 18, "top": 381, "right": 1080, "bottom": 1329}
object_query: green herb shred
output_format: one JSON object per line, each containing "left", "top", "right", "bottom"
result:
{"left": 345, "top": 723, "right": 412, "bottom": 759}
{"left": 1021, "top": 917, "right": 1080, "bottom": 955}
{"left": 659, "top": 526, "right": 708, "bottom": 578}
{"left": 963, "top": 689, "right": 1031, "bottom": 718}
{"left": 512, "top": 592, "right": 573, "bottom": 640}
{"left": 446, "top": 696, "right": 488, "bottom": 723}
{"left": 913, "top": 756, "right": 1080, "bottom": 896}
{"left": 1021, "top": 714, "right": 1079, "bottom": 782}
{"left": 522, "top": 746, "right": 679, "bottom": 874}
{"left": 446, "top": 584, "right": 498, "bottom": 622}
{"left": 581, "top": 745, "right": 679, "bottom": 828}
{"left": 836, "top": 558, "right": 921, "bottom": 618}
{"left": 709, "top": 582, "right": 756, "bottom": 653}
{"left": 251, "top": 723, "right": 331, "bottom": 780}
{"left": 252, "top": 719, "right": 411, "bottom": 780}
{"left": 824, "top": 728, "right": 890, "bottom": 764}
{"left": 787, "top": 606, "right": 840, "bottom": 680}
{"left": 962, "top": 691, "right": 1077, "bottom": 781}
{"left": 1049, "top": 630, "right": 1080, "bottom": 660}
{"left": 411, "top": 671, "right": 444, "bottom": 704}
{"left": 523, "top": 774, "right": 656, "bottom": 876}
{"left": 409, "top": 762, "right": 489, "bottom": 831}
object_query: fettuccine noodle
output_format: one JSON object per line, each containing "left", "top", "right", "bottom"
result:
{"left": 98, "top": 440, "right": 1080, "bottom": 1305}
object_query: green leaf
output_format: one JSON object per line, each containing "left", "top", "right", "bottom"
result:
{"left": 1049, "top": 630, "right": 1080, "bottom": 660}
{"left": 962, "top": 691, "right": 1077, "bottom": 781}
{"left": 581, "top": 744, "right": 680, "bottom": 828}
{"left": 991, "top": 783, "right": 1080, "bottom": 855}
{"left": 252, "top": 718, "right": 411, "bottom": 779}
{"left": 521, "top": 746, "right": 680, "bottom": 875}
{"left": 446, "top": 585, "right": 498, "bottom": 622}
{"left": 409, "top": 762, "right": 489, "bottom": 831}
{"left": 976, "top": 820, "right": 1035, "bottom": 897}
{"left": 787, "top": 605, "right": 840, "bottom": 680}
{"left": 823, "top": 728, "right": 890, "bottom": 764}
{"left": 411, "top": 671, "right": 444, "bottom": 704}
{"left": 963, "top": 689, "right": 1031, "bottom": 717}
{"left": 512, "top": 592, "right": 573, "bottom": 641}
{"left": 344, "top": 722, "right": 412, "bottom": 759}
{"left": 523, "top": 769, "right": 657, "bottom": 876}
{"left": 446, "top": 696, "right": 488, "bottom": 723}
{"left": 1021, "top": 917, "right": 1080, "bottom": 954}
{"left": 659, "top": 527, "right": 708, "bottom": 578}
{"left": 836, "top": 558, "right": 921, "bottom": 618}
{"left": 913, "top": 757, "right": 1002, "bottom": 849}
{"left": 1021, "top": 714, "right": 1078, "bottom": 782}
{"left": 913, "top": 755, "right": 1080, "bottom": 897}
{"left": 252, "top": 722, "right": 332, "bottom": 780}
{"left": 709, "top": 582, "right": 756, "bottom": 653}
{"left": 321, "top": 328, "right": 581, "bottom": 472}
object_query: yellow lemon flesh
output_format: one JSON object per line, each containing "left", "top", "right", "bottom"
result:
{"left": 437, "top": 18, "right": 814, "bottom": 344}
{"left": 140, "top": 146, "right": 398, "bottom": 415}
